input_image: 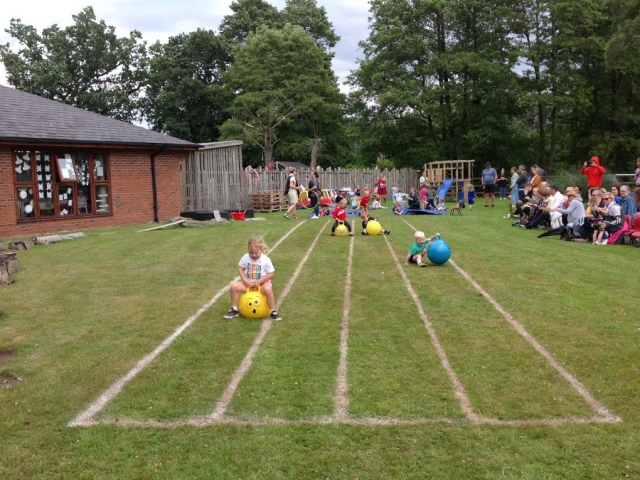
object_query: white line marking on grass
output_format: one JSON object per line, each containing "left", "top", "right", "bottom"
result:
{"left": 335, "top": 235, "right": 355, "bottom": 419}
{"left": 448, "top": 259, "right": 621, "bottom": 423}
{"left": 208, "top": 221, "right": 330, "bottom": 420}
{"left": 91, "top": 413, "right": 618, "bottom": 428}
{"left": 68, "top": 222, "right": 307, "bottom": 427}
{"left": 401, "top": 218, "right": 619, "bottom": 423}
{"left": 383, "top": 234, "right": 479, "bottom": 422}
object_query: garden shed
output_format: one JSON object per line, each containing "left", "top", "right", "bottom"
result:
{"left": 0, "top": 86, "right": 201, "bottom": 239}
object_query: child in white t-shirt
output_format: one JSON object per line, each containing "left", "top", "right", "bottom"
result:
{"left": 224, "top": 236, "right": 281, "bottom": 321}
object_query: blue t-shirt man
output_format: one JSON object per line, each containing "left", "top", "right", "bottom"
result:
{"left": 482, "top": 164, "right": 498, "bottom": 186}
{"left": 481, "top": 162, "right": 498, "bottom": 207}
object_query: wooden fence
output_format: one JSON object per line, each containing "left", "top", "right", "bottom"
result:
{"left": 182, "top": 142, "right": 420, "bottom": 211}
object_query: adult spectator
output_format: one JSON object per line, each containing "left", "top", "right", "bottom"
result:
{"left": 522, "top": 187, "right": 553, "bottom": 229}
{"left": 376, "top": 173, "right": 388, "bottom": 205}
{"left": 548, "top": 185, "right": 565, "bottom": 228}
{"left": 530, "top": 166, "right": 542, "bottom": 189}
{"left": 552, "top": 187, "right": 585, "bottom": 237}
{"left": 308, "top": 171, "right": 321, "bottom": 219}
{"left": 283, "top": 167, "right": 301, "bottom": 220}
{"left": 582, "top": 189, "right": 605, "bottom": 239}
{"left": 550, "top": 185, "right": 564, "bottom": 210}
{"left": 407, "top": 187, "right": 421, "bottom": 209}
{"left": 611, "top": 185, "right": 621, "bottom": 204}
{"left": 593, "top": 192, "right": 623, "bottom": 244}
{"left": 535, "top": 163, "right": 548, "bottom": 181}
{"left": 573, "top": 185, "right": 584, "bottom": 203}
{"left": 619, "top": 185, "right": 637, "bottom": 222}
{"left": 514, "top": 182, "right": 535, "bottom": 221}
{"left": 516, "top": 165, "right": 529, "bottom": 201}
{"left": 634, "top": 157, "right": 640, "bottom": 209}
{"left": 581, "top": 156, "right": 606, "bottom": 194}
{"left": 505, "top": 166, "right": 519, "bottom": 218}
{"left": 481, "top": 162, "right": 497, "bottom": 207}
{"left": 497, "top": 168, "right": 508, "bottom": 200}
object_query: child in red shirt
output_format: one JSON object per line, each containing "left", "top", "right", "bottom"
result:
{"left": 332, "top": 197, "right": 354, "bottom": 236}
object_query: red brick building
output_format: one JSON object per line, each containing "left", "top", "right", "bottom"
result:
{"left": 0, "top": 86, "right": 200, "bottom": 239}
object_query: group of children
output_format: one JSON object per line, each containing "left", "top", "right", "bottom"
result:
{"left": 225, "top": 229, "right": 440, "bottom": 320}
{"left": 329, "top": 195, "right": 390, "bottom": 236}
{"left": 390, "top": 183, "right": 467, "bottom": 215}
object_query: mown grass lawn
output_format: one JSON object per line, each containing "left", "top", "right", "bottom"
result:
{"left": 1, "top": 203, "right": 639, "bottom": 479}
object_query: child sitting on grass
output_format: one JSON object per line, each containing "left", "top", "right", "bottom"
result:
{"left": 436, "top": 196, "right": 446, "bottom": 211}
{"left": 404, "top": 231, "right": 439, "bottom": 267}
{"left": 361, "top": 213, "right": 390, "bottom": 235}
{"left": 224, "top": 236, "right": 281, "bottom": 321}
{"left": 393, "top": 198, "right": 404, "bottom": 215}
{"left": 370, "top": 194, "right": 385, "bottom": 209}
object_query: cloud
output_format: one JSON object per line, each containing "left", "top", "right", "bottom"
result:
{"left": 1, "top": 0, "right": 371, "bottom": 88}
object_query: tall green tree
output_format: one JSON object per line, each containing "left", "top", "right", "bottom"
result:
{"left": 220, "top": 24, "right": 342, "bottom": 166}
{"left": 0, "top": 7, "right": 147, "bottom": 121}
{"left": 281, "top": 0, "right": 340, "bottom": 52}
{"left": 143, "top": 29, "right": 234, "bottom": 143}
{"left": 507, "top": 0, "right": 603, "bottom": 169}
{"left": 349, "top": 0, "right": 525, "bottom": 169}
{"left": 219, "top": 0, "right": 281, "bottom": 44}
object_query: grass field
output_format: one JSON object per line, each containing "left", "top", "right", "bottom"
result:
{"left": 1, "top": 203, "right": 639, "bottom": 479}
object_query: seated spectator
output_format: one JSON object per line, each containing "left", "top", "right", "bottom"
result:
{"left": 593, "top": 192, "right": 623, "bottom": 244}
{"left": 581, "top": 189, "right": 604, "bottom": 239}
{"left": 619, "top": 185, "right": 637, "bottom": 222}
{"left": 565, "top": 185, "right": 583, "bottom": 204}
{"left": 407, "top": 187, "right": 421, "bottom": 209}
{"left": 552, "top": 188, "right": 585, "bottom": 237}
{"left": 573, "top": 185, "right": 584, "bottom": 203}
{"left": 548, "top": 184, "right": 565, "bottom": 228}
{"left": 514, "top": 183, "right": 536, "bottom": 222}
{"left": 611, "top": 185, "right": 622, "bottom": 205}
{"left": 522, "top": 187, "right": 553, "bottom": 229}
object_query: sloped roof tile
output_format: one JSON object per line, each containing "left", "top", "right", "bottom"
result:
{"left": 0, "top": 85, "right": 200, "bottom": 149}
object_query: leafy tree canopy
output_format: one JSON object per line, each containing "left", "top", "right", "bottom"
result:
{"left": 219, "top": 0, "right": 281, "bottom": 44}
{"left": 220, "top": 24, "right": 342, "bottom": 166}
{"left": 0, "top": 6, "right": 147, "bottom": 122}
{"left": 143, "top": 29, "right": 234, "bottom": 143}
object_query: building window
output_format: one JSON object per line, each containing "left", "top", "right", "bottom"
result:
{"left": 13, "top": 149, "right": 112, "bottom": 221}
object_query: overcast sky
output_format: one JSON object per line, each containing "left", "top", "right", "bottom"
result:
{"left": 0, "top": 0, "right": 370, "bottom": 92}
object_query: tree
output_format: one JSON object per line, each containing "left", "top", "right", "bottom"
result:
{"left": 349, "top": 0, "right": 525, "bottom": 169}
{"left": 220, "top": 24, "right": 342, "bottom": 166}
{"left": 507, "top": 0, "right": 603, "bottom": 169}
{"left": 0, "top": 7, "right": 147, "bottom": 121}
{"left": 281, "top": 0, "right": 340, "bottom": 52}
{"left": 219, "top": 0, "right": 281, "bottom": 44}
{"left": 143, "top": 29, "right": 234, "bottom": 143}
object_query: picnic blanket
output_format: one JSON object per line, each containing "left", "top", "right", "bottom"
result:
{"left": 402, "top": 208, "right": 445, "bottom": 216}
